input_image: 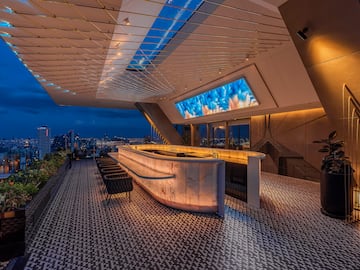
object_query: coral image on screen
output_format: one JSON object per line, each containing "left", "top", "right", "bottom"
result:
{"left": 175, "top": 77, "right": 258, "bottom": 119}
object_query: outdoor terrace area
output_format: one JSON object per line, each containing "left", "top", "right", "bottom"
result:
{"left": 21, "top": 159, "right": 360, "bottom": 269}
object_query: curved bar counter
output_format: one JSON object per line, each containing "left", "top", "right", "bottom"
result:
{"left": 109, "top": 145, "right": 265, "bottom": 216}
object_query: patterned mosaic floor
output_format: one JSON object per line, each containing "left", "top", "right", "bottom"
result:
{"left": 24, "top": 159, "right": 360, "bottom": 270}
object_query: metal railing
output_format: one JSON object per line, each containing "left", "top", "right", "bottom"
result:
{"left": 342, "top": 83, "right": 360, "bottom": 222}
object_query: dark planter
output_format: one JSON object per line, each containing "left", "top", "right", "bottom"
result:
{"left": 0, "top": 209, "right": 25, "bottom": 261}
{"left": 320, "top": 170, "right": 353, "bottom": 219}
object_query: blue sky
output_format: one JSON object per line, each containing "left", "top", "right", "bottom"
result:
{"left": 0, "top": 38, "right": 151, "bottom": 139}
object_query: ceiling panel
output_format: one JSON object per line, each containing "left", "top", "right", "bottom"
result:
{"left": 0, "top": 0, "right": 319, "bottom": 115}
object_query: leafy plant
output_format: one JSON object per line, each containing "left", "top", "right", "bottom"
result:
{"left": 0, "top": 151, "right": 66, "bottom": 213}
{"left": 0, "top": 182, "right": 38, "bottom": 212}
{"left": 313, "top": 130, "right": 353, "bottom": 174}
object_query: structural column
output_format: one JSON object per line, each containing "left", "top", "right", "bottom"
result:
{"left": 206, "top": 123, "right": 211, "bottom": 147}
{"left": 190, "top": 124, "right": 200, "bottom": 146}
{"left": 224, "top": 121, "right": 229, "bottom": 149}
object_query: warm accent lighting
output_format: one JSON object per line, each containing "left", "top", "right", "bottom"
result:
{"left": 123, "top": 17, "right": 130, "bottom": 26}
{"left": 355, "top": 188, "right": 360, "bottom": 209}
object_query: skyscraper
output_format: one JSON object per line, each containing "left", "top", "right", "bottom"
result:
{"left": 69, "top": 130, "right": 75, "bottom": 152}
{"left": 37, "top": 126, "right": 51, "bottom": 159}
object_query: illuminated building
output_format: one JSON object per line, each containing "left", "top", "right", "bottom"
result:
{"left": 37, "top": 126, "right": 51, "bottom": 159}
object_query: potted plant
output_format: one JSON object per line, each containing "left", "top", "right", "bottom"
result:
{"left": 0, "top": 181, "right": 29, "bottom": 262}
{"left": 313, "top": 130, "right": 354, "bottom": 219}
{"left": 0, "top": 151, "right": 66, "bottom": 262}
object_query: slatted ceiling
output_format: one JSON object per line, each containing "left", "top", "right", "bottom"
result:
{"left": 111, "top": 33, "right": 142, "bottom": 43}
{"left": 2, "top": 1, "right": 39, "bottom": 15}
{"left": 109, "top": 41, "right": 136, "bottom": 50}
{"left": 97, "top": 1, "right": 165, "bottom": 100}
{"left": 41, "top": 67, "right": 100, "bottom": 73}
{"left": 33, "top": 55, "right": 104, "bottom": 62}
{"left": 11, "top": 0, "right": 118, "bottom": 24}
{"left": 53, "top": 76, "right": 100, "bottom": 82}
{"left": 117, "top": 12, "right": 157, "bottom": 26}
{"left": 1, "top": 0, "right": 292, "bottom": 106}
{"left": 57, "top": 0, "right": 98, "bottom": 7}
{"left": 120, "top": 0, "right": 164, "bottom": 16}
{"left": 35, "top": 61, "right": 98, "bottom": 69}
{"left": 216, "top": 0, "right": 279, "bottom": 16}
{"left": 116, "top": 24, "right": 150, "bottom": 36}
{"left": 5, "top": 1, "right": 110, "bottom": 100}
{"left": 15, "top": 47, "right": 101, "bottom": 55}
{"left": 34, "top": 60, "right": 103, "bottom": 67}
{"left": 15, "top": 28, "right": 66, "bottom": 39}
{"left": 0, "top": 27, "right": 27, "bottom": 38}
{"left": 38, "top": 3, "right": 118, "bottom": 23}
{"left": 18, "top": 14, "right": 105, "bottom": 35}
{"left": 151, "top": 0, "right": 289, "bottom": 95}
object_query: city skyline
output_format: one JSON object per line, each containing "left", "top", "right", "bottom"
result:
{"left": 0, "top": 38, "right": 151, "bottom": 139}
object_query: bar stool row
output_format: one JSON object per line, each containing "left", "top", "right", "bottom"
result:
{"left": 96, "top": 157, "right": 133, "bottom": 204}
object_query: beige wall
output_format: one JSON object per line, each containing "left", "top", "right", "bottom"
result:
{"left": 279, "top": 0, "right": 360, "bottom": 185}
{"left": 280, "top": 0, "right": 360, "bottom": 137}
{"left": 251, "top": 108, "right": 334, "bottom": 180}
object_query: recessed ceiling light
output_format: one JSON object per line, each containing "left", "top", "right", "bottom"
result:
{"left": 123, "top": 18, "right": 130, "bottom": 26}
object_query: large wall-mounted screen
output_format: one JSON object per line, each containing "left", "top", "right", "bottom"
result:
{"left": 175, "top": 77, "right": 258, "bottom": 119}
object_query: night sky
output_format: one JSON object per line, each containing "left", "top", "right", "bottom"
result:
{"left": 0, "top": 38, "right": 151, "bottom": 139}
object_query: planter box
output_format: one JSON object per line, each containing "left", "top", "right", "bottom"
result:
{"left": 320, "top": 171, "right": 353, "bottom": 219}
{"left": 0, "top": 209, "right": 25, "bottom": 262}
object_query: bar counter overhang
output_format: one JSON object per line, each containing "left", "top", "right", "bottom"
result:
{"left": 109, "top": 145, "right": 265, "bottom": 217}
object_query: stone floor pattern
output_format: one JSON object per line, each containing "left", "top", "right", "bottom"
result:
{"left": 24, "top": 159, "right": 360, "bottom": 270}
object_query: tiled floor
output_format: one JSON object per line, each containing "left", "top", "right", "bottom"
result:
{"left": 24, "top": 159, "right": 360, "bottom": 270}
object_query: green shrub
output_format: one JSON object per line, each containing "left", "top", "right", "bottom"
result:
{"left": 0, "top": 151, "right": 65, "bottom": 213}
{"left": 0, "top": 182, "right": 37, "bottom": 212}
